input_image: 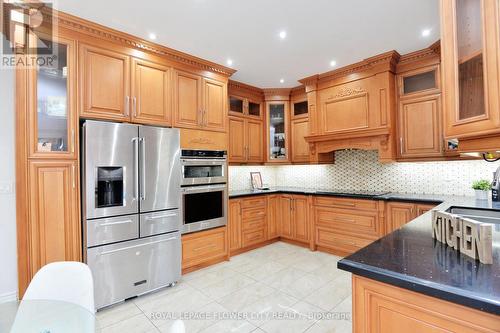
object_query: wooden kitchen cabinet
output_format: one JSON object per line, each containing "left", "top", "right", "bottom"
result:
{"left": 79, "top": 43, "right": 131, "bottom": 121}
{"left": 29, "top": 37, "right": 77, "bottom": 160}
{"left": 386, "top": 201, "right": 437, "bottom": 233}
{"left": 353, "top": 275, "right": 500, "bottom": 333}
{"left": 131, "top": 58, "right": 172, "bottom": 126}
{"left": 228, "top": 117, "right": 246, "bottom": 162}
{"left": 247, "top": 119, "right": 264, "bottom": 162}
{"left": 398, "top": 94, "right": 442, "bottom": 158}
{"left": 28, "top": 160, "right": 81, "bottom": 274}
{"left": 228, "top": 116, "right": 263, "bottom": 163}
{"left": 182, "top": 227, "right": 228, "bottom": 272}
{"left": 291, "top": 118, "right": 310, "bottom": 162}
{"left": 173, "top": 69, "right": 202, "bottom": 128}
{"left": 279, "top": 194, "right": 310, "bottom": 243}
{"left": 279, "top": 195, "right": 294, "bottom": 239}
{"left": 441, "top": 0, "right": 500, "bottom": 147}
{"left": 266, "top": 101, "right": 290, "bottom": 162}
{"left": 313, "top": 196, "right": 382, "bottom": 255}
{"left": 267, "top": 195, "right": 280, "bottom": 239}
{"left": 228, "top": 199, "right": 242, "bottom": 252}
{"left": 173, "top": 70, "right": 226, "bottom": 132}
{"left": 202, "top": 77, "right": 226, "bottom": 131}
{"left": 80, "top": 43, "right": 175, "bottom": 126}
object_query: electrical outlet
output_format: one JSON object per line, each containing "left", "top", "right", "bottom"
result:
{"left": 0, "top": 182, "right": 14, "bottom": 195}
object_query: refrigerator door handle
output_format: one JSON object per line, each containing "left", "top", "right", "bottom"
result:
{"left": 132, "top": 137, "right": 139, "bottom": 201}
{"left": 140, "top": 137, "right": 146, "bottom": 201}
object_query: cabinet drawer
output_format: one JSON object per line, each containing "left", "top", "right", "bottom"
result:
{"left": 182, "top": 227, "right": 227, "bottom": 268}
{"left": 86, "top": 215, "right": 139, "bottom": 248}
{"left": 140, "top": 209, "right": 180, "bottom": 238}
{"left": 241, "top": 207, "right": 267, "bottom": 220}
{"left": 314, "top": 196, "right": 377, "bottom": 211}
{"left": 315, "top": 226, "right": 372, "bottom": 254}
{"left": 87, "top": 232, "right": 181, "bottom": 309}
{"left": 242, "top": 228, "right": 266, "bottom": 248}
{"left": 241, "top": 196, "right": 267, "bottom": 209}
{"left": 242, "top": 216, "right": 266, "bottom": 231}
{"left": 315, "top": 207, "right": 381, "bottom": 238}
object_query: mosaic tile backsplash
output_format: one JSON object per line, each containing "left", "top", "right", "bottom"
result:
{"left": 229, "top": 150, "right": 500, "bottom": 196}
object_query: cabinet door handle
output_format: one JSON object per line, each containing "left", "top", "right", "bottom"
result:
{"left": 72, "top": 164, "right": 76, "bottom": 189}
{"left": 198, "top": 109, "right": 203, "bottom": 126}
{"left": 125, "top": 96, "right": 130, "bottom": 116}
{"left": 133, "top": 97, "right": 137, "bottom": 117}
{"left": 400, "top": 137, "right": 403, "bottom": 156}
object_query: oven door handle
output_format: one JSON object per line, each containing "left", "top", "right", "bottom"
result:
{"left": 182, "top": 185, "right": 226, "bottom": 193}
{"left": 180, "top": 159, "right": 226, "bottom": 166}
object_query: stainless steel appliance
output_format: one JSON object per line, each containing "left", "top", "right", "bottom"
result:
{"left": 493, "top": 165, "right": 500, "bottom": 202}
{"left": 181, "top": 149, "right": 227, "bottom": 185}
{"left": 180, "top": 150, "right": 227, "bottom": 233}
{"left": 82, "top": 120, "right": 181, "bottom": 309}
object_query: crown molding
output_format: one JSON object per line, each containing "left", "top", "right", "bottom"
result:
{"left": 47, "top": 9, "right": 236, "bottom": 77}
{"left": 399, "top": 40, "right": 441, "bottom": 65}
{"left": 228, "top": 80, "right": 264, "bottom": 95}
{"left": 262, "top": 88, "right": 292, "bottom": 101}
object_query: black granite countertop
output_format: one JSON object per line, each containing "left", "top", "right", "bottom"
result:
{"left": 228, "top": 187, "right": 445, "bottom": 204}
{"left": 338, "top": 197, "right": 500, "bottom": 315}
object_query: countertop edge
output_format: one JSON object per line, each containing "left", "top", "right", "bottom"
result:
{"left": 337, "top": 259, "right": 500, "bottom": 315}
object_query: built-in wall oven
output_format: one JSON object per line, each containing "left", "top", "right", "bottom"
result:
{"left": 180, "top": 150, "right": 227, "bottom": 234}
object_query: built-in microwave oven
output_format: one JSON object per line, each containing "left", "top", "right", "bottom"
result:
{"left": 180, "top": 150, "right": 227, "bottom": 186}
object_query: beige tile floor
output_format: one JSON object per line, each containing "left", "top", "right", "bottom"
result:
{"left": 96, "top": 242, "right": 352, "bottom": 333}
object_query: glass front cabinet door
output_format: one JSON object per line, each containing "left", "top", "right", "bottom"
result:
{"left": 267, "top": 102, "right": 289, "bottom": 161}
{"left": 441, "top": 0, "right": 500, "bottom": 139}
{"left": 28, "top": 37, "right": 77, "bottom": 159}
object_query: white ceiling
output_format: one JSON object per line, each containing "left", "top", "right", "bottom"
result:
{"left": 54, "top": 0, "right": 440, "bottom": 88}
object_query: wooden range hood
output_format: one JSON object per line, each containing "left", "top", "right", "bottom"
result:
{"left": 298, "top": 51, "right": 401, "bottom": 163}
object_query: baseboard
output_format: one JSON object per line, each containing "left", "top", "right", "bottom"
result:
{"left": 0, "top": 291, "right": 18, "bottom": 303}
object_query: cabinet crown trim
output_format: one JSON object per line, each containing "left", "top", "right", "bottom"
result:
{"left": 51, "top": 9, "right": 236, "bottom": 77}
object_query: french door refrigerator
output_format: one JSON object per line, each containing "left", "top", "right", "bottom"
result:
{"left": 82, "top": 120, "right": 181, "bottom": 309}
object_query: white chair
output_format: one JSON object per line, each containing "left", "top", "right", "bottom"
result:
{"left": 23, "top": 261, "right": 95, "bottom": 313}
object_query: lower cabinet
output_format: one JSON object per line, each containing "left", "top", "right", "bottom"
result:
{"left": 353, "top": 275, "right": 500, "bottom": 333}
{"left": 267, "top": 195, "right": 280, "bottom": 239}
{"left": 181, "top": 227, "right": 228, "bottom": 271}
{"left": 228, "top": 196, "right": 268, "bottom": 254}
{"left": 313, "top": 196, "right": 382, "bottom": 255}
{"left": 28, "top": 160, "right": 81, "bottom": 275}
{"left": 386, "top": 201, "right": 437, "bottom": 233}
{"left": 279, "top": 194, "right": 310, "bottom": 243}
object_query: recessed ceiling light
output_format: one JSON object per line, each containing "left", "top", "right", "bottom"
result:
{"left": 279, "top": 78, "right": 285, "bottom": 84}
{"left": 279, "top": 30, "right": 287, "bottom": 39}
{"left": 226, "top": 58, "right": 233, "bottom": 66}
{"left": 421, "top": 29, "right": 431, "bottom": 37}
{"left": 330, "top": 60, "right": 337, "bottom": 67}
{"left": 148, "top": 33, "right": 157, "bottom": 40}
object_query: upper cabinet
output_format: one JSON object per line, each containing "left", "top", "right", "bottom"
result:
{"left": 131, "top": 58, "right": 172, "bottom": 125}
{"left": 441, "top": 0, "right": 500, "bottom": 147}
{"left": 173, "top": 70, "right": 226, "bottom": 132}
{"left": 79, "top": 43, "right": 228, "bottom": 131}
{"left": 227, "top": 81, "right": 265, "bottom": 164}
{"left": 396, "top": 60, "right": 445, "bottom": 159}
{"left": 266, "top": 101, "right": 290, "bottom": 162}
{"left": 290, "top": 91, "right": 310, "bottom": 163}
{"left": 79, "top": 43, "right": 174, "bottom": 127}
{"left": 202, "top": 77, "right": 227, "bottom": 131}
{"left": 29, "top": 37, "right": 77, "bottom": 159}
{"left": 79, "top": 44, "right": 130, "bottom": 122}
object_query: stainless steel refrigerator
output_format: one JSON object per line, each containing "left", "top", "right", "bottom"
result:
{"left": 81, "top": 120, "right": 181, "bottom": 310}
